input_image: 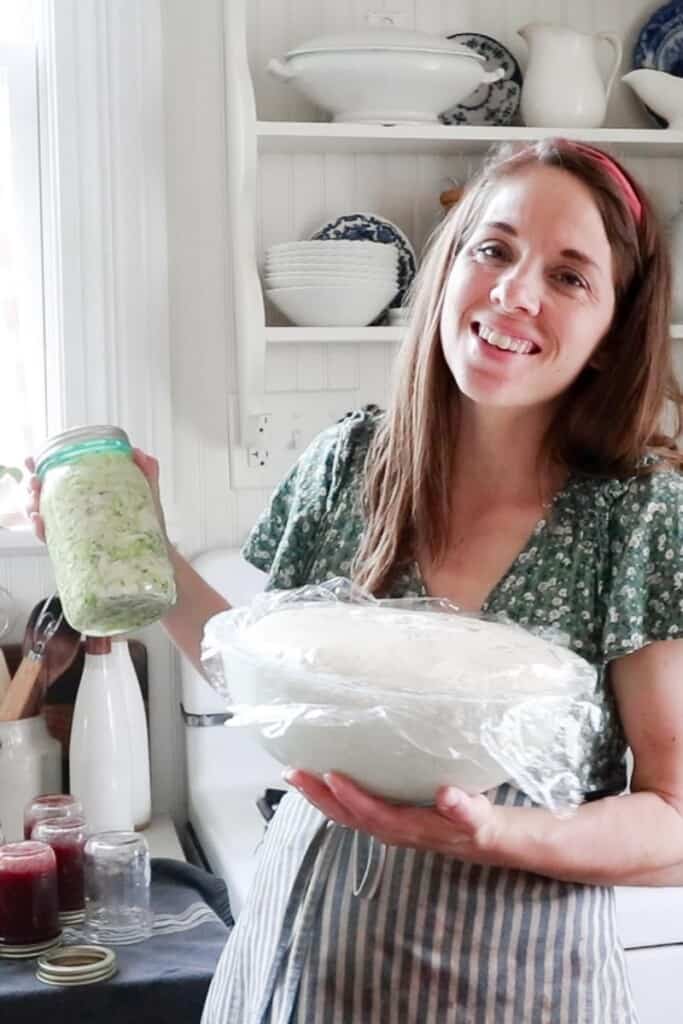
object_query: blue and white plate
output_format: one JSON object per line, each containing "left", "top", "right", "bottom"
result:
{"left": 310, "top": 213, "right": 416, "bottom": 307}
{"left": 440, "top": 33, "right": 522, "bottom": 126}
{"left": 633, "top": 0, "right": 683, "bottom": 126}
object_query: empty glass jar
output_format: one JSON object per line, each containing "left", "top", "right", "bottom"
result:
{"left": 84, "top": 831, "right": 152, "bottom": 944}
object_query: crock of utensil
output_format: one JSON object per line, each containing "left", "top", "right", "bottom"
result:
{"left": 0, "top": 717, "right": 62, "bottom": 841}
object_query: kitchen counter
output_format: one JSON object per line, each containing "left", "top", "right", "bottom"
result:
{"left": 141, "top": 814, "right": 185, "bottom": 860}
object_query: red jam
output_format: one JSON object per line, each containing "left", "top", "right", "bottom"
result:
{"left": 31, "top": 817, "right": 86, "bottom": 913}
{"left": 0, "top": 842, "right": 60, "bottom": 945}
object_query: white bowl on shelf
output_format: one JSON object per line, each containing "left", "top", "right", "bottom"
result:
{"left": 267, "top": 239, "right": 394, "bottom": 257}
{"left": 266, "top": 280, "right": 398, "bottom": 326}
{"left": 266, "top": 252, "right": 398, "bottom": 268}
{"left": 266, "top": 267, "right": 396, "bottom": 279}
{"left": 265, "top": 271, "right": 398, "bottom": 288}
{"left": 266, "top": 27, "right": 505, "bottom": 124}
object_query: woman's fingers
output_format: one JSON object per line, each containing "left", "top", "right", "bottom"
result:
{"left": 23, "top": 460, "right": 45, "bottom": 541}
{"left": 132, "top": 448, "right": 168, "bottom": 541}
{"left": 132, "top": 448, "right": 160, "bottom": 485}
{"left": 30, "top": 513, "right": 46, "bottom": 543}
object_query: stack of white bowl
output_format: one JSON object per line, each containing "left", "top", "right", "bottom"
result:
{"left": 264, "top": 240, "right": 399, "bottom": 327}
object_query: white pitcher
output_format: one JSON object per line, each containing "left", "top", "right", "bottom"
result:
{"left": 519, "top": 23, "right": 622, "bottom": 129}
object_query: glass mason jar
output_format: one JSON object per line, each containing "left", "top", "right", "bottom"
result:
{"left": 84, "top": 831, "right": 152, "bottom": 943}
{"left": 35, "top": 426, "right": 176, "bottom": 636}
{"left": 32, "top": 816, "right": 87, "bottom": 920}
{"left": 0, "top": 841, "right": 60, "bottom": 946}
{"left": 24, "top": 793, "right": 83, "bottom": 841}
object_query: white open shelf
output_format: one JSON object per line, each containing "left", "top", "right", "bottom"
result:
{"left": 257, "top": 122, "right": 683, "bottom": 157}
{"left": 267, "top": 325, "right": 683, "bottom": 344}
{"left": 265, "top": 326, "right": 403, "bottom": 344}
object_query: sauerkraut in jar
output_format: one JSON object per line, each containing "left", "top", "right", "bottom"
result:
{"left": 35, "top": 426, "right": 176, "bottom": 636}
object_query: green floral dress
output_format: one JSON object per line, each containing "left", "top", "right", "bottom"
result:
{"left": 202, "top": 406, "right": 683, "bottom": 1024}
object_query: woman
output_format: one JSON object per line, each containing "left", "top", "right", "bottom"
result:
{"left": 28, "top": 139, "right": 683, "bottom": 1022}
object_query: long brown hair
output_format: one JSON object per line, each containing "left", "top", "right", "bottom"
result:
{"left": 354, "top": 138, "right": 682, "bottom": 595}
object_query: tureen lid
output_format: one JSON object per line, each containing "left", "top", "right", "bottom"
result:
{"left": 285, "top": 26, "right": 485, "bottom": 60}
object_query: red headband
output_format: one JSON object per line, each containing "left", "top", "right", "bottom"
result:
{"left": 568, "top": 142, "right": 642, "bottom": 226}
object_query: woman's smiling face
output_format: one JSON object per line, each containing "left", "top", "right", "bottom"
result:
{"left": 440, "top": 164, "right": 617, "bottom": 414}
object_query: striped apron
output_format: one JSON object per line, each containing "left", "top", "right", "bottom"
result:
{"left": 202, "top": 787, "right": 638, "bottom": 1024}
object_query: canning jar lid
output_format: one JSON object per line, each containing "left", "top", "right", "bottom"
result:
{"left": 286, "top": 27, "right": 485, "bottom": 60}
{"left": 35, "top": 425, "right": 131, "bottom": 477}
{"left": 0, "top": 934, "right": 62, "bottom": 958}
{"left": 36, "top": 944, "right": 117, "bottom": 986}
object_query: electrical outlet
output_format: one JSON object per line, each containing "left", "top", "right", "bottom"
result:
{"left": 228, "top": 391, "right": 359, "bottom": 490}
{"left": 255, "top": 413, "right": 271, "bottom": 437}
{"left": 366, "top": 11, "right": 410, "bottom": 28}
{"left": 247, "top": 446, "right": 269, "bottom": 469}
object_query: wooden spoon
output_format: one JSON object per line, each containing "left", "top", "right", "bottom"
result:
{"left": 0, "top": 596, "right": 81, "bottom": 721}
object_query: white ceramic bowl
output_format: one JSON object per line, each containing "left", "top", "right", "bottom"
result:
{"left": 268, "top": 239, "right": 395, "bottom": 256}
{"left": 266, "top": 265, "right": 396, "bottom": 278}
{"left": 267, "top": 27, "right": 505, "bottom": 124}
{"left": 267, "top": 242, "right": 397, "bottom": 267}
{"left": 204, "top": 604, "right": 596, "bottom": 804}
{"left": 226, "top": 651, "right": 512, "bottom": 802}
{"left": 265, "top": 272, "right": 397, "bottom": 288}
{"left": 266, "top": 281, "right": 398, "bottom": 326}
{"left": 266, "top": 264, "right": 397, "bottom": 280}
{"left": 265, "top": 249, "right": 397, "bottom": 263}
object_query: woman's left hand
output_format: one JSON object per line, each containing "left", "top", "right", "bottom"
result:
{"left": 284, "top": 768, "right": 500, "bottom": 860}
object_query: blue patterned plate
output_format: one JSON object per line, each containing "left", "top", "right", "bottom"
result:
{"left": 310, "top": 213, "right": 416, "bottom": 307}
{"left": 632, "top": 0, "right": 683, "bottom": 126}
{"left": 440, "top": 32, "right": 522, "bottom": 126}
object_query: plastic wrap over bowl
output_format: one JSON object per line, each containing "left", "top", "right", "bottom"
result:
{"left": 202, "top": 580, "right": 602, "bottom": 810}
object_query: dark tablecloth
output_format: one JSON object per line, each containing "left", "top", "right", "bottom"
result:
{"left": 0, "top": 858, "right": 233, "bottom": 1023}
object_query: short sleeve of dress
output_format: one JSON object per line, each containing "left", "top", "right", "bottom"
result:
{"left": 241, "top": 407, "right": 380, "bottom": 590}
{"left": 603, "top": 467, "right": 683, "bottom": 660}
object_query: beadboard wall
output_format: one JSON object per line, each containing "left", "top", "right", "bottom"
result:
{"left": 3, "top": 0, "right": 682, "bottom": 824}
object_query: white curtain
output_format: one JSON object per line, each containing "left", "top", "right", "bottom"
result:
{"left": 0, "top": 41, "right": 45, "bottom": 477}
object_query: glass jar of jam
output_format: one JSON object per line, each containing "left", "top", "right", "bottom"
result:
{"left": 24, "top": 793, "right": 83, "bottom": 840}
{"left": 0, "top": 841, "right": 60, "bottom": 946}
{"left": 31, "top": 817, "right": 87, "bottom": 923}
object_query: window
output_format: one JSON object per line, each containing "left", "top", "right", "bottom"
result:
{"left": 0, "top": 5, "right": 44, "bottom": 478}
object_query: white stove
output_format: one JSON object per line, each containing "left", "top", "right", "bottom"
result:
{"left": 181, "top": 547, "right": 683, "bottom": 1022}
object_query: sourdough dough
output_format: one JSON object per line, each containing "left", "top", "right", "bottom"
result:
{"left": 242, "top": 603, "right": 591, "bottom": 698}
